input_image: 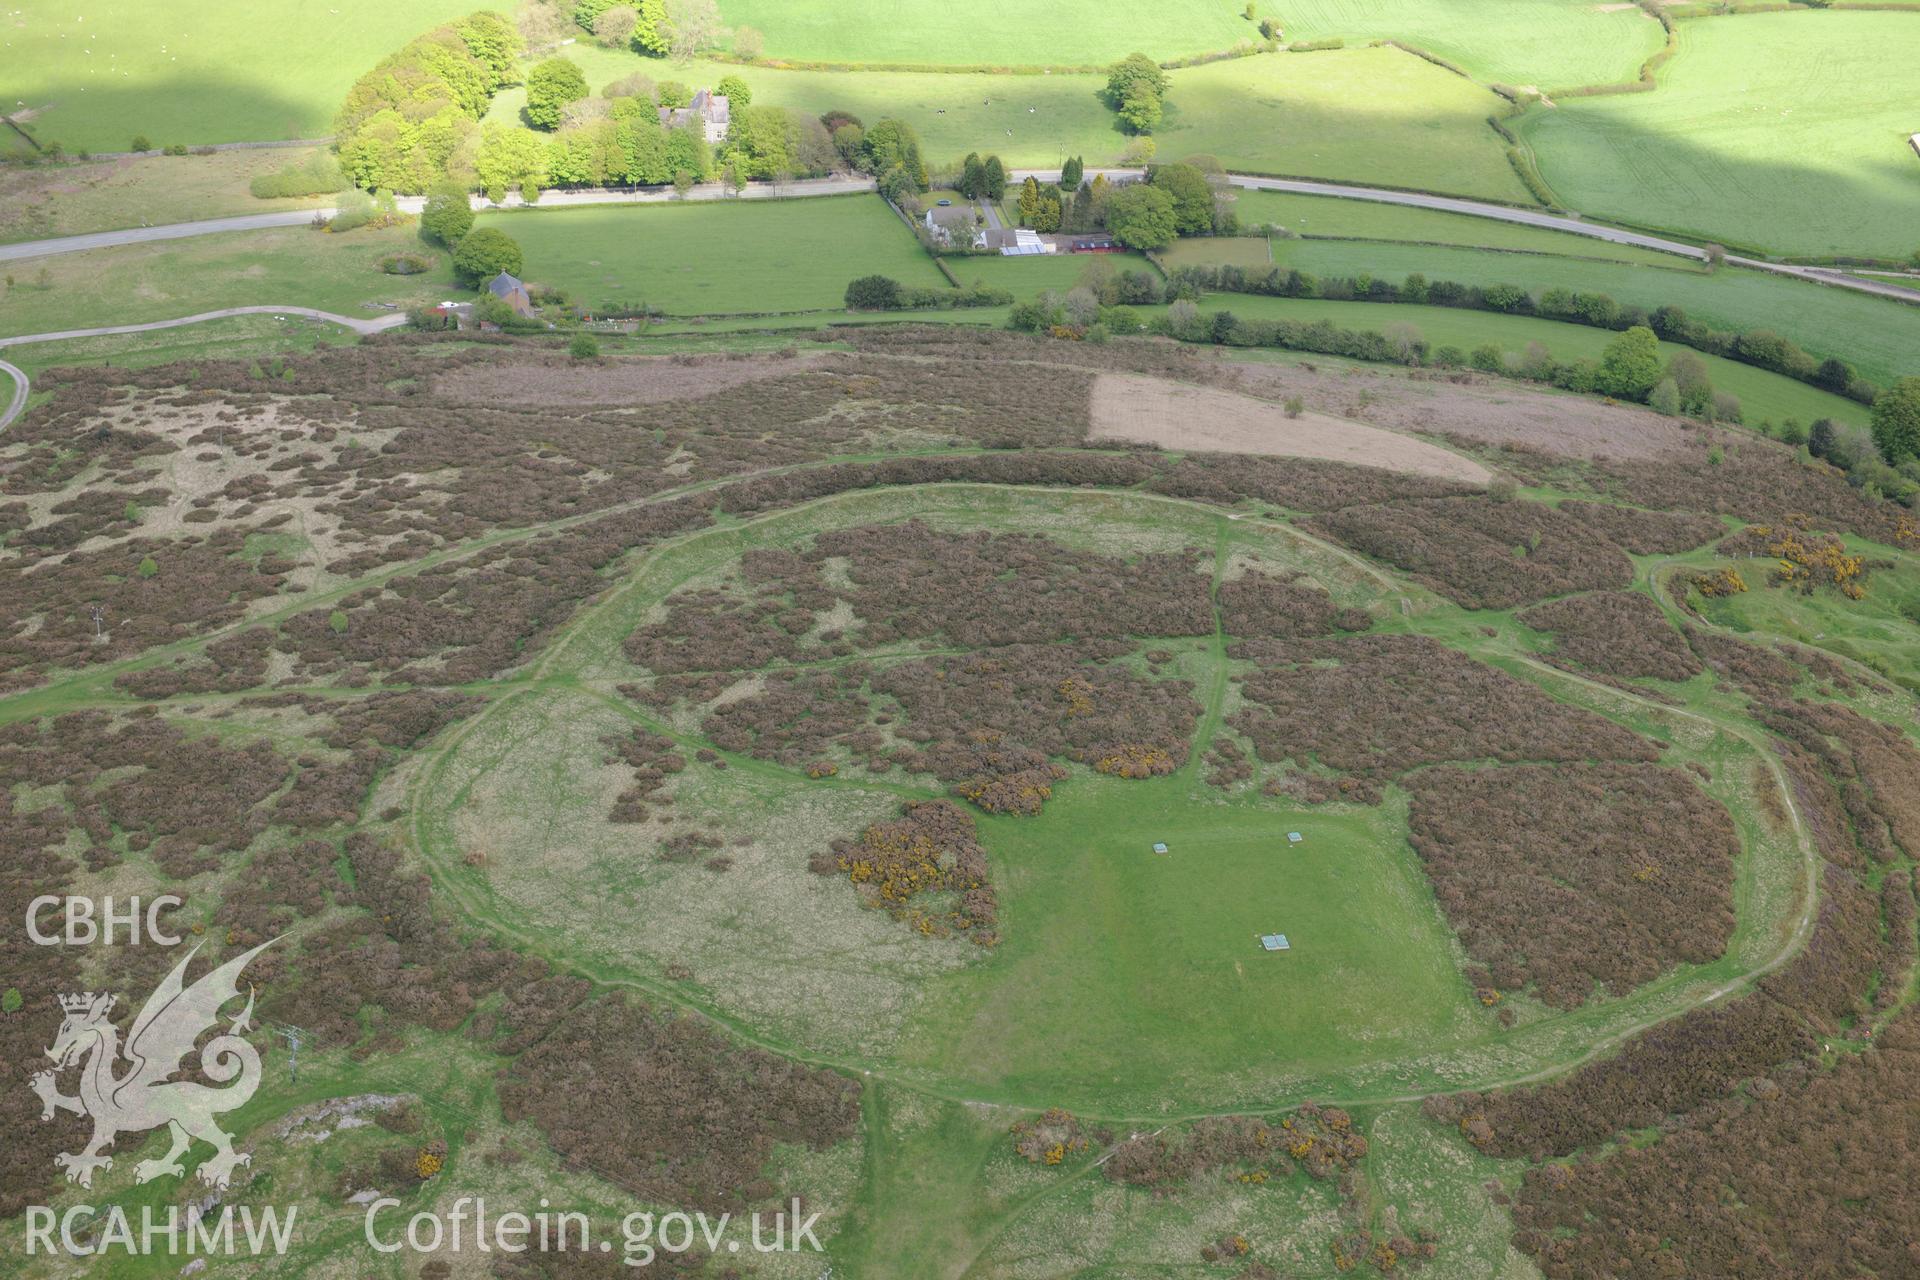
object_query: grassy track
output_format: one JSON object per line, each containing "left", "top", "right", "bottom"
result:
{"left": 5, "top": 0, "right": 507, "bottom": 154}
{"left": 1517, "top": 11, "right": 1920, "bottom": 258}
{"left": 717, "top": 0, "right": 1253, "bottom": 65}
{"left": 475, "top": 195, "right": 945, "bottom": 314}
{"left": 1190, "top": 294, "right": 1873, "bottom": 428}
{"left": 1264, "top": 241, "right": 1920, "bottom": 390}
{"left": 1277, "top": 0, "right": 1666, "bottom": 88}
{"left": 0, "top": 225, "right": 451, "bottom": 339}
{"left": 501, "top": 47, "right": 1532, "bottom": 200}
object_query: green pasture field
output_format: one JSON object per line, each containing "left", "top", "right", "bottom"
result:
{"left": 1265, "top": 240, "right": 1920, "bottom": 390}
{"left": 1191, "top": 294, "right": 1873, "bottom": 429}
{"left": 1230, "top": 188, "right": 1682, "bottom": 267}
{"left": 1277, "top": 0, "right": 1666, "bottom": 89}
{"left": 3, "top": 0, "right": 507, "bottom": 155}
{"left": 941, "top": 250, "right": 1148, "bottom": 297}
{"left": 0, "top": 224, "right": 453, "bottom": 339}
{"left": 717, "top": 0, "right": 1254, "bottom": 66}
{"left": 474, "top": 195, "right": 944, "bottom": 315}
{"left": 1516, "top": 11, "right": 1920, "bottom": 258}
{"left": 1160, "top": 235, "right": 1275, "bottom": 270}
{"left": 507, "top": 46, "right": 1532, "bottom": 201}
{"left": 0, "top": 147, "right": 335, "bottom": 245}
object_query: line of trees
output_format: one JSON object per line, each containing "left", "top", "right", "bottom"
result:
{"left": 1005, "top": 163, "right": 1236, "bottom": 246}
{"left": 569, "top": 0, "right": 727, "bottom": 62}
{"left": 370, "top": 94, "right": 926, "bottom": 204}
{"left": 844, "top": 276, "right": 1012, "bottom": 311}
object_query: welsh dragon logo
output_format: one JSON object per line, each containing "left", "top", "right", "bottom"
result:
{"left": 28, "top": 939, "right": 276, "bottom": 1190}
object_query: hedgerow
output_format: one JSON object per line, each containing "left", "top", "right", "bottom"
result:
{"left": 1163, "top": 262, "right": 1882, "bottom": 404}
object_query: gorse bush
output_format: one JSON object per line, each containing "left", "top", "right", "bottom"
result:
{"left": 378, "top": 253, "right": 433, "bottom": 275}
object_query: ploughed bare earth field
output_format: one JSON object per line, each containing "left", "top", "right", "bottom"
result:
{"left": 1227, "top": 357, "right": 1703, "bottom": 461}
{"left": 1089, "top": 372, "right": 1494, "bottom": 484}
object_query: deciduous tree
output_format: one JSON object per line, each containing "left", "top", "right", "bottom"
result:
{"left": 1149, "top": 162, "right": 1212, "bottom": 235}
{"left": 451, "top": 227, "right": 523, "bottom": 285}
{"left": 1104, "top": 53, "right": 1167, "bottom": 134}
{"left": 1105, "top": 183, "right": 1178, "bottom": 250}
{"left": 524, "top": 57, "right": 588, "bottom": 130}
{"left": 845, "top": 275, "right": 904, "bottom": 310}
{"left": 420, "top": 182, "right": 475, "bottom": 246}
{"left": 663, "top": 0, "right": 725, "bottom": 61}
{"left": 590, "top": 5, "right": 636, "bottom": 46}
{"left": 1598, "top": 325, "right": 1662, "bottom": 401}
{"left": 475, "top": 124, "right": 549, "bottom": 201}
{"left": 1870, "top": 377, "right": 1920, "bottom": 464}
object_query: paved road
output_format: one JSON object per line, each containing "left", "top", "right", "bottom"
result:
{"left": 0, "top": 305, "right": 409, "bottom": 348}
{"left": 6, "top": 164, "right": 1916, "bottom": 309}
{"left": 0, "top": 307, "right": 408, "bottom": 430}
{"left": 1015, "top": 168, "right": 1710, "bottom": 261}
{"left": 0, "top": 210, "right": 326, "bottom": 262}
{"left": 0, "top": 176, "right": 879, "bottom": 262}
{"left": 475, "top": 175, "right": 877, "bottom": 211}
{"left": 1014, "top": 168, "right": 1920, "bottom": 307}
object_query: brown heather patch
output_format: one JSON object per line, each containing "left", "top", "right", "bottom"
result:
{"left": 1405, "top": 763, "right": 1738, "bottom": 1009}
{"left": 429, "top": 350, "right": 829, "bottom": 405}
{"left": 1228, "top": 634, "right": 1660, "bottom": 803}
{"left": 1518, "top": 591, "right": 1703, "bottom": 682}
{"left": 499, "top": 994, "right": 861, "bottom": 1213}
{"left": 1306, "top": 495, "right": 1634, "bottom": 609}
